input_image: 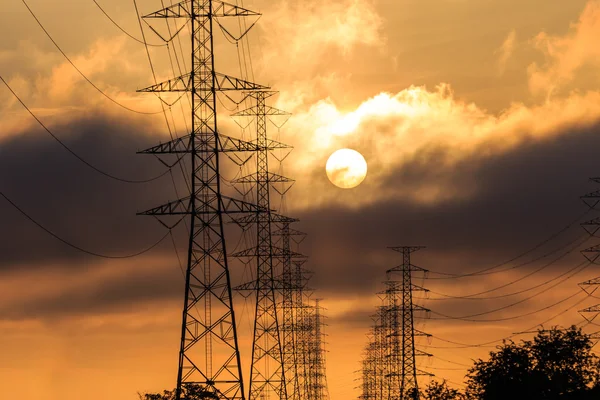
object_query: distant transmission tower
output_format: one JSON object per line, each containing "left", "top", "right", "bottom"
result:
{"left": 231, "top": 91, "right": 296, "bottom": 400}
{"left": 306, "top": 299, "right": 330, "bottom": 400}
{"left": 580, "top": 178, "right": 600, "bottom": 323}
{"left": 360, "top": 247, "right": 431, "bottom": 400}
{"left": 136, "top": 2, "right": 268, "bottom": 399}
{"left": 274, "top": 222, "right": 308, "bottom": 400}
{"left": 385, "top": 247, "right": 432, "bottom": 399}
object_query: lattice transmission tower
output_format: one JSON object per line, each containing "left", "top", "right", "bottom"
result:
{"left": 579, "top": 178, "right": 600, "bottom": 324}
{"left": 230, "top": 90, "right": 301, "bottom": 400}
{"left": 360, "top": 247, "right": 431, "bottom": 400}
{"left": 274, "top": 222, "right": 310, "bottom": 400}
{"left": 304, "top": 299, "right": 330, "bottom": 400}
{"left": 384, "top": 246, "right": 432, "bottom": 399}
{"left": 136, "top": 2, "right": 274, "bottom": 399}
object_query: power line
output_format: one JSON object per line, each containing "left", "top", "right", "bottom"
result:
{"left": 20, "top": 0, "right": 163, "bottom": 115}
{"left": 92, "top": 0, "right": 166, "bottom": 47}
{"left": 0, "top": 190, "right": 170, "bottom": 259}
{"left": 424, "top": 261, "right": 590, "bottom": 322}
{"left": 422, "top": 235, "right": 589, "bottom": 300}
{"left": 426, "top": 209, "right": 589, "bottom": 279}
{"left": 427, "top": 292, "right": 592, "bottom": 349}
{"left": 0, "top": 75, "right": 170, "bottom": 184}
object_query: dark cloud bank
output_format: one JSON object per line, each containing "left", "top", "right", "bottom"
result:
{"left": 1, "top": 112, "right": 600, "bottom": 320}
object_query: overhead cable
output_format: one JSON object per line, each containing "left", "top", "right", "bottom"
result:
{"left": 0, "top": 190, "right": 170, "bottom": 259}
{"left": 427, "top": 209, "right": 590, "bottom": 279}
{"left": 21, "top": 0, "right": 163, "bottom": 115}
{"left": 0, "top": 76, "right": 170, "bottom": 184}
{"left": 424, "top": 261, "right": 590, "bottom": 322}
{"left": 423, "top": 235, "right": 589, "bottom": 300}
{"left": 92, "top": 0, "right": 166, "bottom": 47}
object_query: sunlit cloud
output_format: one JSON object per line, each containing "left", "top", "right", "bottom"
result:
{"left": 528, "top": 0, "right": 600, "bottom": 97}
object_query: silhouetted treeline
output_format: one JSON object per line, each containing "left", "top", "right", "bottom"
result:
{"left": 420, "top": 326, "right": 600, "bottom": 399}
{"left": 139, "top": 326, "right": 600, "bottom": 399}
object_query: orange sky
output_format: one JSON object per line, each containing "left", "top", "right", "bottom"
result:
{"left": 2, "top": 1, "right": 600, "bottom": 399}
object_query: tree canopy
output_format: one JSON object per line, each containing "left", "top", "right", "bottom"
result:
{"left": 138, "top": 384, "right": 219, "bottom": 400}
{"left": 465, "top": 326, "right": 600, "bottom": 399}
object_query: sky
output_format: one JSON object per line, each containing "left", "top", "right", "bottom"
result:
{"left": 2, "top": 0, "right": 600, "bottom": 399}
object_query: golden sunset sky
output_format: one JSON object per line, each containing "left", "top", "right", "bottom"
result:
{"left": 2, "top": 0, "right": 600, "bottom": 399}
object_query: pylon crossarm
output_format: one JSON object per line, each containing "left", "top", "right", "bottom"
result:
{"left": 143, "top": 0, "right": 260, "bottom": 19}
{"left": 138, "top": 135, "right": 192, "bottom": 154}
{"left": 233, "top": 105, "right": 291, "bottom": 117}
{"left": 263, "top": 138, "right": 293, "bottom": 151}
{"left": 218, "top": 134, "right": 259, "bottom": 152}
{"left": 233, "top": 172, "right": 294, "bottom": 184}
{"left": 581, "top": 304, "right": 600, "bottom": 313}
{"left": 581, "top": 190, "right": 600, "bottom": 208}
{"left": 216, "top": 73, "right": 268, "bottom": 91}
{"left": 138, "top": 195, "right": 263, "bottom": 216}
{"left": 582, "top": 245, "right": 600, "bottom": 263}
{"left": 582, "top": 217, "right": 600, "bottom": 236}
{"left": 272, "top": 227, "right": 306, "bottom": 237}
{"left": 221, "top": 196, "right": 265, "bottom": 214}
{"left": 231, "top": 246, "right": 306, "bottom": 259}
{"left": 136, "top": 72, "right": 265, "bottom": 93}
{"left": 137, "top": 133, "right": 258, "bottom": 154}
{"left": 229, "top": 213, "right": 298, "bottom": 226}
{"left": 138, "top": 197, "right": 191, "bottom": 215}
{"left": 580, "top": 277, "right": 600, "bottom": 287}
{"left": 138, "top": 73, "right": 191, "bottom": 92}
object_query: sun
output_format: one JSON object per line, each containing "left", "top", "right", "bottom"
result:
{"left": 326, "top": 149, "right": 368, "bottom": 189}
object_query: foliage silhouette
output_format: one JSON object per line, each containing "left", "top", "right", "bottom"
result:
{"left": 465, "top": 326, "right": 600, "bottom": 399}
{"left": 138, "top": 383, "right": 219, "bottom": 400}
{"left": 421, "top": 380, "right": 464, "bottom": 399}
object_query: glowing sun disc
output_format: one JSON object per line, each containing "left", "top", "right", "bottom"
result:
{"left": 326, "top": 148, "right": 368, "bottom": 189}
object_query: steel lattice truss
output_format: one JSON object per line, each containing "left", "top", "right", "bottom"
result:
{"left": 360, "top": 247, "right": 432, "bottom": 400}
{"left": 580, "top": 178, "right": 600, "bottom": 322}
{"left": 136, "top": 1, "right": 267, "bottom": 399}
{"left": 302, "top": 299, "right": 330, "bottom": 400}
{"left": 231, "top": 91, "right": 291, "bottom": 400}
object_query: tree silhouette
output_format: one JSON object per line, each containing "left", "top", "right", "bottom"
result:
{"left": 138, "top": 384, "right": 219, "bottom": 400}
{"left": 421, "top": 380, "right": 464, "bottom": 399}
{"left": 465, "top": 326, "right": 600, "bottom": 399}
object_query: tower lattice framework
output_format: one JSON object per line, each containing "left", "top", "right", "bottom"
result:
{"left": 360, "top": 247, "right": 431, "bottom": 400}
{"left": 579, "top": 178, "right": 600, "bottom": 327}
{"left": 231, "top": 91, "right": 297, "bottom": 400}
{"left": 384, "top": 246, "right": 431, "bottom": 400}
{"left": 136, "top": 1, "right": 270, "bottom": 399}
{"left": 306, "top": 299, "right": 330, "bottom": 400}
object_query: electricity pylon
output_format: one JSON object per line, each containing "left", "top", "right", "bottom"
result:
{"left": 290, "top": 257, "right": 314, "bottom": 400}
{"left": 273, "top": 223, "right": 308, "bottom": 400}
{"left": 580, "top": 178, "right": 600, "bottom": 323}
{"left": 360, "top": 247, "right": 431, "bottom": 400}
{"left": 386, "top": 246, "right": 432, "bottom": 399}
{"left": 136, "top": 1, "right": 269, "bottom": 399}
{"left": 231, "top": 91, "right": 296, "bottom": 400}
{"left": 306, "top": 299, "right": 330, "bottom": 400}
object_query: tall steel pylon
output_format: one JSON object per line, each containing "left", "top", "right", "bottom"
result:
{"left": 306, "top": 299, "right": 330, "bottom": 400}
{"left": 231, "top": 91, "right": 295, "bottom": 400}
{"left": 579, "top": 178, "right": 600, "bottom": 323}
{"left": 289, "top": 257, "right": 314, "bottom": 400}
{"left": 273, "top": 223, "right": 309, "bottom": 400}
{"left": 136, "top": 1, "right": 269, "bottom": 399}
{"left": 360, "top": 247, "right": 431, "bottom": 400}
{"left": 385, "top": 246, "right": 431, "bottom": 399}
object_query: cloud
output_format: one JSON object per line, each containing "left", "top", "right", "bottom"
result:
{"left": 278, "top": 84, "right": 600, "bottom": 210}
{"left": 528, "top": 0, "right": 600, "bottom": 97}
{"left": 496, "top": 30, "right": 517, "bottom": 75}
